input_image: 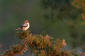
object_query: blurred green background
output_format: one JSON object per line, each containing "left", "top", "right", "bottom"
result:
{"left": 0, "top": 0, "right": 85, "bottom": 52}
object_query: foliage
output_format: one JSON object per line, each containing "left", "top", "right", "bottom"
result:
{"left": 41, "top": 0, "right": 85, "bottom": 48}
{"left": 3, "top": 30, "right": 73, "bottom": 56}
{"left": 41, "top": 0, "right": 80, "bottom": 21}
{"left": 71, "top": 0, "right": 85, "bottom": 20}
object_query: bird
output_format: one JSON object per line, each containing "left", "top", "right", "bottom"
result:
{"left": 16, "top": 20, "right": 30, "bottom": 31}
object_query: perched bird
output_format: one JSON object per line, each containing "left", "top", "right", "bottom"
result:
{"left": 16, "top": 20, "right": 30, "bottom": 31}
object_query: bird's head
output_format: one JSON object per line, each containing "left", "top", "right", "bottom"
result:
{"left": 24, "top": 20, "right": 29, "bottom": 23}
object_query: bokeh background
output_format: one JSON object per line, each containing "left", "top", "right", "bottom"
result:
{"left": 0, "top": 0, "right": 85, "bottom": 54}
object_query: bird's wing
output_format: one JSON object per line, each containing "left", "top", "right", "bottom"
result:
{"left": 22, "top": 24, "right": 28, "bottom": 27}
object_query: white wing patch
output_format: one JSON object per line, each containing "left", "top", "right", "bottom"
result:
{"left": 22, "top": 23, "right": 30, "bottom": 31}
